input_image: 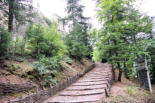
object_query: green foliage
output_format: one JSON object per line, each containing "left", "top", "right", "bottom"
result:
{"left": 65, "top": 0, "right": 88, "bottom": 27}
{"left": 147, "top": 39, "right": 155, "bottom": 83}
{"left": 63, "top": 0, "right": 92, "bottom": 60}
{"left": 33, "top": 55, "right": 73, "bottom": 86}
{"left": 33, "top": 56, "right": 62, "bottom": 86}
{"left": 94, "top": 0, "right": 153, "bottom": 80}
{"left": 102, "top": 98, "right": 106, "bottom": 103}
{"left": 26, "top": 22, "right": 67, "bottom": 57}
{"left": 43, "top": 16, "right": 52, "bottom": 26}
{"left": 0, "top": 27, "right": 12, "bottom": 57}
{"left": 12, "top": 37, "right": 26, "bottom": 55}
{"left": 65, "top": 24, "right": 92, "bottom": 59}
{"left": 125, "top": 86, "right": 136, "bottom": 95}
{"left": 110, "top": 101, "right": 116, "bottom": 103}
{"left": 1, "top": 0, "right": 33, "bottom": 32}
{"left": 11, "top": 64, "right": 21, "bottom": 71}
{"left": 93, "top": 48, "right": 101, "bottom": 61}
{"left": 61, "top": 56, "right": 72, "bottom": 64}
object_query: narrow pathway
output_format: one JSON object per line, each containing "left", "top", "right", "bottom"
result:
{"left": 43, "top": 62, "right": 112, "bottom": 103}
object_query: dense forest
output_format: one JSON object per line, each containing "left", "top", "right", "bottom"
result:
{"left": 0, "top": 0, "right": 155, "bottom": 102}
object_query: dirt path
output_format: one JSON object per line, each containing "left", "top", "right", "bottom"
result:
{"left": 43, "top": 62, "right": 112, "bottom": 103}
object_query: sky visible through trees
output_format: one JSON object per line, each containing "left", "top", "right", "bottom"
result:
{"left": 33, "top": 0, "right": 155, "bottom": 29}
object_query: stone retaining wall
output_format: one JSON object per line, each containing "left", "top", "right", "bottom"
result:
{"left": 0, "top": 82, "right": 34, "bottom": 95}
{"left": 105, "top": 64, "right": 114, "bottom": 97}
{"left": 8, "top": 64, "right": 95, "bottom": 103}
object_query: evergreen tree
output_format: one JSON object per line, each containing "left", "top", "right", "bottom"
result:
{"left": 26, "top": 22, "right": 67, "bottom": 57}
{"left": 0, "top": 27, "right": 11, "bottom": 57}
{"left": 65, "top": 0, "right": 89, "bottom": 28}
{"left": 64, "top": 0, "right": 92, "bottom": 59}
{"left": 94, "top": 0, "right": 152, "bottom": 81}
{"left": 0, "top": 0, "right": 33, "bottom": 32}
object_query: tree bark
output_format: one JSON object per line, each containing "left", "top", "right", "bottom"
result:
{"left": 8, "top": 0, "right": 14, "bottom": 32}
{"left": 118, "top": 63, "right": 122, "bottom": 81}
{"left": 137, "top": 56, "right": 152, "bottom": 93}
{"left": 145, "top": 58, "right": 152, "bottom": 94}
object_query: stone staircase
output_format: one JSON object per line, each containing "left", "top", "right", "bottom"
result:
{"left": 43, "top": 62, "right": 113, "bottom": 103}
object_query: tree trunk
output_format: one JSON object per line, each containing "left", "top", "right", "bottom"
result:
{"left": 21, "top": 41, "right": 26, "bottom": 57}
{"left": 8, "top": 0, "right": 14, "bottom": 32}
{"left": 151, "top": 57, "right": 155, "bottom": 84}
{"left": 124, "top": 62, "right": 129, "bottom": 79}
{"left": 145, "top": 58, "right": 152, "bottom": 94}
{"left": 117, "top": 63, "right": 122, "bottom": 81}
{"left": 137, "top": 56, "right": 152, "bottom": 93}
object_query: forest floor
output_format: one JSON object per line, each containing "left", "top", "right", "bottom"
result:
{"left": 0, "top": 58, "right": 92, "bottom": 84}
{"left": 103, "top": 69, "right": 155, "bottom": 103}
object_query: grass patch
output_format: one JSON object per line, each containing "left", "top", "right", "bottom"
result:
{"left": 106, "top": 85, "right": 155, "bottom": 103}
{"left": 125, "top": 86, "right": 137, "bottom": 95}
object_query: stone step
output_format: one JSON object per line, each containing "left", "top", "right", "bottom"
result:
{"left": 84, "top": 75, "right": 110, "bottom": 78}
{"left": 88, "top": 72, "right": 108, "bottom": 74}
{"left": 59, "top": 89, "right": 105, "bottom": 96}
{"left": 83, "top": 76, "right": 109, "bottom": 80}
{"left": 88, "top": 73, "right": 111, "bottom": 76}
{"left": 48, "top": 94, "right": 103, "bottom": 103}
{"left": 89, "top": 71, "right": 112, "bottom": 74}
{"left": 67, "top": 84, "right": 107, "bottom": 91}
{"left": 79, "top": 77, "right": 109, "bottom": 81}
{"left": 72, "top": 81, "right": 107, "bottom": 86}
{"left": 43, "top": 63, "right": 113, "bottom": 103}
{"left": 87, "top": 73, "right": 111, "bottom": 76}
{"left": 78, "top": 78, "right": 109, "bottom": 83}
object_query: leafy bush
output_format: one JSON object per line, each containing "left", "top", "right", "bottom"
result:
{"left": 26, "top": 22, "right": 66, "bottom": 57}
{"left": 0, "top": 27, "right": 11, "bottom": 57}
{"left": 125, "top": 86, "right": 137, "bottom": 95}
{"left": 62, "top": 56, "right": 72, "bottom": 64}
{"left": 12, "top": 37, "right": 26, "bottom": 56}
{"left": 33, "top": 56, "right": 62, "bottom": 86}
{"left": 33, "top": 55, "right": 73, "bottom": 86}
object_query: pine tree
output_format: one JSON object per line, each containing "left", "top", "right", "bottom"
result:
{"left": 64, "top": 0, "right": 92, "bottom": 59}
{"left": 0, "top": 0, "right": 33, "bottom": 32}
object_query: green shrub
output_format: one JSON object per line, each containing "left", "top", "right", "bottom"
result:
{"left": 110, "top": 101, "right": 116, "bottom": 103}
{"left": 62, "top": 56, "right": 72, "bottom": 64}
{"left": 0, "top": 27, "right": 12, "bottom": 57}
{"left": 11, "top": 64, "right": 20, "bottom": 71}
{"left": 13, "top": 37, "right": 26, "bottom": 56}
{"left": 125, "top": 86, "right": 136, "bottom": 95}
{"left": 26, "top": 22, "right": 66, "bottom": 57}
{"left": 33, "top": 56, "right": 62, "bottom": 86}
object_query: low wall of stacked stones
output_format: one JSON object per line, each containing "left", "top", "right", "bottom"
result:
{"left": 105, "top": 64, "right": 115, "bottom": 97}
{"left": 8, "top": 64, "right": 96, "bottom": 103}
{"left": 0, "top": 82, "right": 34, "bottom": 95}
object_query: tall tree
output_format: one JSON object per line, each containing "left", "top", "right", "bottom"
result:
{"left": 0, "top": 0, "right": 33, "bottom": 32}
{"left": 63, "top": 0, "right": 92, "bottom": 59}
{"left": 64, "top": 0, "right": 90, "bottom": 29}
{"left": 94, "top": 0, "right": 152, "bottom": 81}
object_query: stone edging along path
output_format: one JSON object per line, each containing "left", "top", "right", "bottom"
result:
{"left": 0, "top": 82, "right": 34, "bottom": 95}
{"left": 8, "top": 64, "right": 96, "bottom": 103}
